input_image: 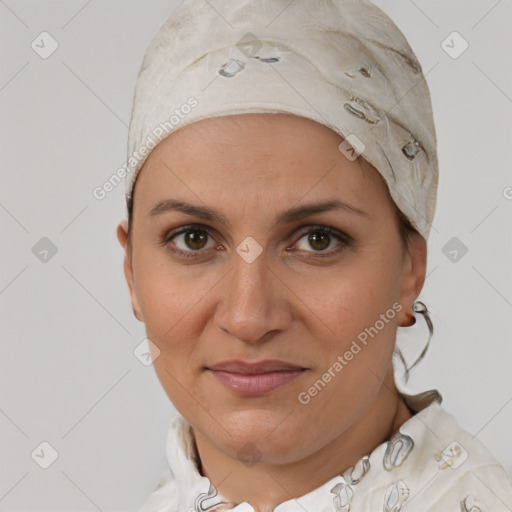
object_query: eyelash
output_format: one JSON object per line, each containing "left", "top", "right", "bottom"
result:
{"left": 159, "top": 224, "right": 352, "bottom": 260}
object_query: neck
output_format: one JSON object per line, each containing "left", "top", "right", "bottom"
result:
{"left": 192, "top": 370, "right": 413, "bottom": 512}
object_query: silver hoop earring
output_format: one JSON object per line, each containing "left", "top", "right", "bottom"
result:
{"left": 398, "top": 300, "right": 434, "bottom": 383}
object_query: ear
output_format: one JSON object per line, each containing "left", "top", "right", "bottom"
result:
{"left": 397, "top": 231, "right": 427, "bottom": 326}
{"left": 116, "top": 220, "right": 143, "bottom": 322}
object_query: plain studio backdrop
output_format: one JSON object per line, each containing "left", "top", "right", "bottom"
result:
{"left": 1, "top": 1, "right": 511, "bottom": 510}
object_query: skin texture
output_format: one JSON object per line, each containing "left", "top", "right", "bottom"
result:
{"left": 117, "top": 113, "right": 427, "bottom": 512}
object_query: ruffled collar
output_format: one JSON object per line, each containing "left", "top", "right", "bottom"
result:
{"left": 141, "top": 387, "right": 443, "bottom": 512}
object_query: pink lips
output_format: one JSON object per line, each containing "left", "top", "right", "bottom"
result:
{"left": 206, "top": 359, "right": 306, "bottom": 397}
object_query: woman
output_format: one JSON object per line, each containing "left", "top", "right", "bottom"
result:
{"left": 116, "top": 0, "right": 512, "bottom": 510}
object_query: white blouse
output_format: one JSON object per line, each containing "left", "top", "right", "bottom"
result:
{"left": 138, "top": 389, "right": 512, "bottom": 511}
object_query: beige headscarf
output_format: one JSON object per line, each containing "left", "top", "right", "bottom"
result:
{"left": 125, "top": 0, "right": 438, "bottom": 240}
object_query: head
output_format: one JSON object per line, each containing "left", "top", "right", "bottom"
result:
{"left": 117, "top": 112, "right": 427, "bottom": 464}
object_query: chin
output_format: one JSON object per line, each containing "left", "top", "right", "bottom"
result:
{"left": 216, "top": 410, "right": 312, "bottom": 463}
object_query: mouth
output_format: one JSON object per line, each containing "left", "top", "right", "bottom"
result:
{"left": 206, "top": 359, "right": 308, "bottom": 397}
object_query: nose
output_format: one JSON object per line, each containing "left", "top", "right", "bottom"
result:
{"left": 213, "top": 246, "right": 293, "bottom": 345}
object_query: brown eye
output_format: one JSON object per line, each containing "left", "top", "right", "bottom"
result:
{"left": 183, "top": 229, "right": 208, "bottom": 250}
{"left": 294, "top": 226, "right": 350, "bottom": 256}
{"left": 167, "top": 227, "right": 216, "bottom": 254}
{"left": 308, "top": 231, "right": 331, "bottom": 251}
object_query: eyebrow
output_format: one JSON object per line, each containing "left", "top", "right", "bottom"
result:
{"left": 148, "top": 198, "right": 369, "bottom": 227}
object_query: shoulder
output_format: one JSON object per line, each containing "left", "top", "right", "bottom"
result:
{"left": 402, "top": 401, "right": 512, "bottom": 510}
{"left": 428, "top": 463, "right": 512, "bottom": 511}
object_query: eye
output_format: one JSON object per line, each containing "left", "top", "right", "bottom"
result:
{"left": 160, "top": 224, "right": 352, "bottom": 259}
{"left": 293, "top": 226, "right": 351, "bottom": 255}
{"left": 161, "top": 225, "right": 218, "bottom": 257}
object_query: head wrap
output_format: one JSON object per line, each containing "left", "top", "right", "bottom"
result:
{"left": 125, "top": 0, "right": 438, "bottom": 240}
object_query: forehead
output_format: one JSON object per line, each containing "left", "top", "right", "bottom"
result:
{"left": 173, "top": 113, "right": 344, "bottom": 152}
{"left": 132, "top": 113, "right": 390, "bottom": 214}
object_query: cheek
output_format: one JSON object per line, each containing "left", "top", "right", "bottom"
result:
{"left": 133, "top": 246, "right": 209, "bottom": 332}
{"left": 131, "top": 250, "right": 215, "bottom": 391}
{"left": 136, "top": 261, "right": 210, "bottom": 411}
{"left": 297, "top": 254, "right": 402, "bottom": 396}
{"left": 305, "top": 252, "right": 402, "bottom": 335}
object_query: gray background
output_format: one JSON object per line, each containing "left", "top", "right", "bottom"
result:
{"left": 1, "top": 0, "right": 511, "bottom": 510}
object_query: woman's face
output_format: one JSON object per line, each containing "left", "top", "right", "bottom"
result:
{"left": 117, "top": 113, "right": 426, "bottom": 465}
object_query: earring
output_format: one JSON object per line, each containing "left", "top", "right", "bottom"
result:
{"left": 398, "top": 300, "right": 434, "bottom": 383}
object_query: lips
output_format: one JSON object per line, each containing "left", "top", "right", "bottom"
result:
{"left": 207, "top": 359, "right": 305, "bottom": 374}
{"left": 206, "top": 359, "right": 307, "bottom": 396}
